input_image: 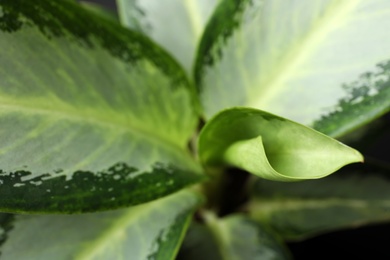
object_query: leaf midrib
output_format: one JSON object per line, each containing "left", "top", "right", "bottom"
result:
{"left": 247, "top": 0, "right": 360, "bottom": 108}
{"left": 74, "top": 206, "right": 156, "bottom": 259}
{"left": 74, "top": 190, "right": 197, "bottom": 259}
{"left": 0, "top": 98, "right": 188, "bottom": 154}
{"left": 183, "top": 0, "right": 203, "bottom": 41}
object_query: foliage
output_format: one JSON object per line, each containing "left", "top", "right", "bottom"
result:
{"left": 0, "top": 0, "right": 389, "bottom": 258}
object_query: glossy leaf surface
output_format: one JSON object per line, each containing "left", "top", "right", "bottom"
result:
{"left": 195, "top": 0, "right": 390, "bottom": 135}
{"left": 0, "top": 190, "right": 202, "bottom": 259}
{"left": 179, "top": 213, "right": 291, "bottom": 260}
{"left": 198, "top": 107, "right": 362, "bottom": 181}
{"left": 250, "top": 172, "right": 390, "bottom": 240}
{"left": 0, "top": 0, "right": 203, "bottom": 213}
{"left": 117, "top": 0, "right": 219, "bottom": 74}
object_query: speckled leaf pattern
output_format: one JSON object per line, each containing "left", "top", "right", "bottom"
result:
{"left": 195, "top": 0, "right": 390, "bottom": 137}
{"left": 250, "top": 173, "right": 390, "bottom": 240}
{"left": 198, "top": 107, "right": 362, "bottom": 181}
{"left": 116, "top": 0, "right": 219, "bottom": 74}
{"left": 0, "top": 190, "right": 202, "bottom": 260}
{"left": 0, "top": 0, "right": 204, "bottom": 213}
{"left": 312, "top": 60, "right": 390, "bottom": 137}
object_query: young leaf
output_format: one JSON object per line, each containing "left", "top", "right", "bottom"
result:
{"left": 250, "top": 172, "right": 390, "bottom": 240}
{"left": 179, "top": 213, "right": 291, "bottom": 260}
{"left": 198, "top": 108, "right": 363, "bottom": 181}
{"left": 0, "top": 0, "right": 204, "bottom": 213}
{"left": 0, "top": 190, "right": 202, "bottom": 259}
{"left": 116, "top": 0, "right": 219, "bottom": 74}
{"left": 195, "top": 0, "right": 390, "bottom": 135}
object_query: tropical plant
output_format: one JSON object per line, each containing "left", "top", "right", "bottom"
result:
{"left": 0, "top": 0, "right": 389, "bottom": 259}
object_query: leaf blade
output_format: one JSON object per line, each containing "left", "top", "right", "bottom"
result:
{"left": 117, "top": 0, "right": 219, "bottom": 74}
{"left": 0, "top": 190, "right": 202, "bottom": 259}
{"left": 250, "top": 172, "right": 390, "bottom": 240}
{"left": 198, "top": 107, "right": 362, "bottom": 181}
{"left": 192, "top": 213, "right": 292, "bottom": 260}
{"left": 195, "top": 0, "right": 390, "bottom": 135}
{"left": 312, "top": 61, "right": 390, "bottom": 137}
{"left": 0, "top": 0, "right": 204, "bottom": 213}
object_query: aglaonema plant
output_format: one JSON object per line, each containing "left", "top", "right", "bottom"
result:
{"left": 0, "top": 0, "right": 389, "bottom": 259}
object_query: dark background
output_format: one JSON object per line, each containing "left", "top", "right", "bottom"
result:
{"left": 80, "top": 0, "right": 390, "bottom": 259}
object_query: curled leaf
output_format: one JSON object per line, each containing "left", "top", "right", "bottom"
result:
{"left": 198, "top": 107, "right": 363, "bottom": 181}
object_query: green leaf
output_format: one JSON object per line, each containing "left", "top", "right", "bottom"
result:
{"left": 79, "top": 1, "right": 119, "bottom": 22}
{"left": 198, "top": 107, "right": 362, "bottom": 181}
{"left": 312, "top": 61, "right": 390, "bottom": 138}
{"left": 195, "top": 0, "right": 390, "bottom": 133}
{"left": 249, "top": 172, "right": 390, "bottom": 240}
{"left": 0, "top": 189, "right": 202, "bottom": 259}
{"left": 116, "top": 0, "right": 220, "bottom": 74}
{"left": 0, "top": 0, "right": 204, "bottom": 213}
{"left": 177, "top": 223, "right": 223, "bottom": 260}
{"left": 182, "top": 213, "right": 291, "bottom": 260}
